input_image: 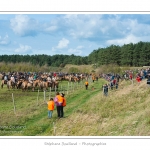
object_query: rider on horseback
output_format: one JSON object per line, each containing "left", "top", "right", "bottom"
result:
{"left": 4, "top": 75, "right": 8, "bottom": 84}
{"left": 28, "top": 75, "right": 33, "bottom": 83}
{"left": 11, "top": 75, "right": 15, "bottom": 83}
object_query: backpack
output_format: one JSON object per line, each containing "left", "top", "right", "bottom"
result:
{"left": 62, "top": 98, "right": 66, "bottom": 107}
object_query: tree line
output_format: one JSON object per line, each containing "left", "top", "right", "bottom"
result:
{"left": 0, "top": 41, "right": 150, "bottom": 67}
{"left": 0, "top": 54, "right": 88, "bottom": 67}
{"left": 88, "top": 41, "right": 150, "bottom": 67}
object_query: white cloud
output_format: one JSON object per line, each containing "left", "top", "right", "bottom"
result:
{"left": 10, "top": 15, "right": 38, "bottom": 36}
{"left": 68, "top": 45, "right": 84, "bottom": 55}
{"left": 15, "top": 44, "right": 32, "bottom": 53}
{"left": 3, "top": 14, "right": 150, "bottom": 56}
{"left": 45, "top": 26, "right": 57, "bottom": 32}
{"left": 10, "top": 15, "right": 59, "bottom": 37}
{"left": 106, "top": 34, "right": 150, "bottom": 46}
{"left": 56, "top": 38, "right": 69, "bottom": 49}
{"left": 51, "top": 38, "right": 70, "bottom": 54}
{"left": 0, "top": 34, "right": 10, "bottom": 45}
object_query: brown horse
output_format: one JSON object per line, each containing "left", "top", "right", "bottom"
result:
{"left": 7, "top": 80, "right": 16, "bottom": 89}
{"left": 32, "top": 79, "right": 41, "bottom": 91}
{"left": 1, "top": 80, "right": 7, "bottom": 88}
{"left": 0, "top": 74, "right": 3, "bottom": 80}
{"left": 21, "top": 80, "right": 28, "bottom": 91}
{"left": 16, "top": 79, "right": 24, "bottom": 89}
{"left": 39, "top": 81, "right": 49, "bottom": 91}
{"left": 51, "top": 81, "right": 59, "bottom": 91}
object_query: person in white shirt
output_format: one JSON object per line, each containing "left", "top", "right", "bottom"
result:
{"left": 11, "top": 75, "right": 15, "bottom": 83}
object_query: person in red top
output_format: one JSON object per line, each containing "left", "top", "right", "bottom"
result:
{"left": 61, "top": 93, "right": 66, "bottom": 117}
{"left": 47, "top": 98, "right": 55, "bottom": 118}
{"left": 136, "top": 75, "right": 141, "bottom": 85}
{"left": 129, "top": 73, "right": 133, "bottom": 80}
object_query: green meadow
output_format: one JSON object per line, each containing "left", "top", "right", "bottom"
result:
{"left": 0, "top": 78, "right": 150, "bottom": 136}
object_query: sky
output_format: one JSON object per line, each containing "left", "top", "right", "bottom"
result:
{"left": 0, "top": 14, "right": 150, "bottom": 56}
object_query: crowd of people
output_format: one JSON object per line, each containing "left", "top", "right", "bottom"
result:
{"left": 101, "top": 67, "right": 150, "bottom": 96}
{"left": 2, "top": 67, "right": 150, "bottom": 119}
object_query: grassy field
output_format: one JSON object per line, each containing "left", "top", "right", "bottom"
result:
{"left": 0, "top": 77, "right": 150, "bottom": 136}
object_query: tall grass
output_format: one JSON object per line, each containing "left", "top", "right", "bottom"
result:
{"left": 0, "top": 62, "right": 60, "bottom": 72}
{"left": 0, "top": 77, "right": 150, "bottom": 136}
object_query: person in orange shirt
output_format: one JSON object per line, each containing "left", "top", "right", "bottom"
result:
{"left": 85, "top": 81, "right": 89, "bottom": 90}
{"left": 54, "top": 92, "right": 64, "bottom": 118}
{"left": 47, "top": 98, "right": 55, "bottom": 119}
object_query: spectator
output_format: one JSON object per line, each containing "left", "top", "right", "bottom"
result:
{"left": 110, "top": 80, "right": 114, "bottom": 90}
{"left": 147, "top": 74, "right": 150, "bottom": 87}
{"left": 103, "top": 84, "right": 108, "bottom": 96}
{"left": 54, "top": 92, "right": 63, "bottom": 118}
{"left": 61, "top": 93, "right": 66, "bottom": 117}
{"left": 136, "top": 75, "right": 141, "bottom": 85}
{"left": 85, "top": 80, "right": 89, "bottom": 90}
{"left": 47, "top": 98, "right": 55, "bottom": 119}
{"left": 115, "top": 81, "right": 118, "bottom": 89}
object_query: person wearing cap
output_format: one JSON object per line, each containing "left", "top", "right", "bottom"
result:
{"left": 47, "top": 98, "right": 55, "bottom": 118}
{"left": 54, "top": 92, "right": 63, "bottom": 118}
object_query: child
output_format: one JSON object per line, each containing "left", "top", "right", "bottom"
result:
{"left": 47, "top": 98, "right": 55, "bottom": 118}
{"left": 85, "top": 81, "right": 89, "bottom": 90}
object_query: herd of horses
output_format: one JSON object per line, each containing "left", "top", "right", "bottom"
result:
{"left": 1, "top": 77, "right": 59, "bottom": 91}
{"left": 0, "top": 72, "right": 90, "bottom": 91}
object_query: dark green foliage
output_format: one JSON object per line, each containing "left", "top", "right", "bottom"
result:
{"left": 0, "top": 41, "right": 150, "bottom": 67}
{"left": 0, "top": 54, "right": 88, "bottom": 67}
{"left": 88, "top": 41, "right": 150, "bottom": 67}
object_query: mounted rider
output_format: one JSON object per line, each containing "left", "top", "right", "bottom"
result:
{"left": 28, "top": 75, "right": 33, "bottom": 84}
{"left": 4, "top": 74, "right": 8, "bottom": 84}
{"left": 10, "top": 75, "right": 15, "bottom": 83}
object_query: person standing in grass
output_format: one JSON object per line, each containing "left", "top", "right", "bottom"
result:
{"left": 47, "top": 98, "right": 55, "bottom": 119}
{"left": 102, "top": 84, "right": 108, "bottom": 96}
{"left": 61, "top": 93, "right": 66, "bottom": 117}
{"left": 147, "top": 74, "right": 150, "bottom": 87}
{"left": 54, "top": 92, "right": 63, "bottom": 118}
{"left": 136, "top": 75, "right": 141, "bottom": 85}
{"left": 85, "top": 80, "right": 89, "bottom": 90}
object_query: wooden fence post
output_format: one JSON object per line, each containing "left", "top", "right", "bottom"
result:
{"left": 12, "top": 93, "right": 16, "bottom": 115}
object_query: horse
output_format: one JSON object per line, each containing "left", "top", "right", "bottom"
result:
{"left": 16, "top": 79, "right": 24, "bottom": 89}
{"left": 39, "top": 81, "right": 49, "bottom": 91}
{"left": 51, "top": 80, "right": 59, "bottom": 91}
{"left": 1, "top": 79, "right": 8, "bottom": 88}
{"left": 21, "top": 80, "right": 28, "bottom": 91}
{"left": 7, "top": 80, "right": 16, "bottom": 89}
{"left": 32, "top": 79, "right": 41, "bottom": 91}
{"left": 0, "top": 73, "right": 3, "bottom": 80}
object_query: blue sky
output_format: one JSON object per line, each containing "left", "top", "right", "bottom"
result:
{"left": 0, "top": 14, "right": 150, "bottom": 56}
